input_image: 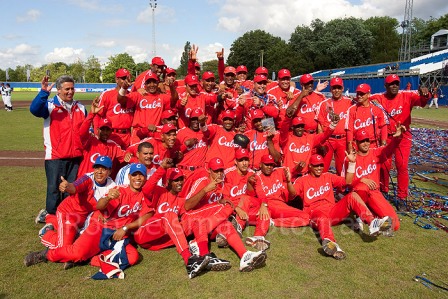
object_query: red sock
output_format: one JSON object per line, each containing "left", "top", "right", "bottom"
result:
{"left": 198, "top": 241, "right": 209, "bottom": 255}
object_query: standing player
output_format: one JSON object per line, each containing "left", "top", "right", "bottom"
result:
{"left": 267, "top": 69, "right": 301, "bottom": 123}
{"left": 369, "top": 75, "right": 431, "bottom": 210}
{"left": 30, "top": 75, "right": 87, "bottom": 222}
{"left": 3, "top": 83, "right": 13, "bottom": 111}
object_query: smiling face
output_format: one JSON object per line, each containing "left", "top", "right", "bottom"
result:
{"left": 331, "top": 85, "right": 344, "bottom": 100}
{"left": 145, "top": 79, "right": 159, "bottom": 94}
{"left": 93, "top": 166, "right": 111, "bottom": 185}
{"left": 224, "top": 73, "right": 235, "bottom": 86}
{"left": 260, "top": 162, "right": 274, "bottom": 176}
{"left": 168, "top": 177, "right": 184, "bottom": 194}
{"left": 235, "top": 158, "right": 249, "bottom": 174}
{"left": 252, "top": 117, "right": 264, "bottom": 132}
{"left": 356, "top": 138, "right": 371, "bottom": 153}
{"left": 385, "top": 81, "right": 400, "bottom": 97}
{"left": 309, "top": 163, "right": 324, "bottom": 177}
{"left": 186, "top": 84, "right": 199, "bottom": 97}
{"left": 162, "top": 131, "right": 177, "bottom": 148}
{"left": 203, "top": 78, "right": 215, "bottom": 92}
{"left": 98, "top": 126, "right": 112, "bottom": 142}
{"left": 356, "top": 92, "right": 370, "bottom": 106}
{"left": 301, "top": 81, "right": 314, "bottom": 94}
{"left": 189, "top": 117, "right": 199, "bottom": 131}
{"left": 222, "top": 117, "right": 235, "bottom": 131}
{"left": 254, "top": 81, "right": 267, "bottom": 94}
{"left": 128, "top": 172, "right": 146, "bottom": 191}
{"left": 137, "top": 146, "right": 154, "bottom": 167}
{"left": 292, "top": 124, "right": 305, "bottom": 137}
{"left": 279, "top": 77, "right": 291, "bottom": 91}
{"left": 58, "top": 82, "right": 75, "bottom": 102}
{"left": 237, "top": 71, "right": 247, "bottom": 81}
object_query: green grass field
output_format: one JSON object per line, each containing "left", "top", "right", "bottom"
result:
{"left": 10, "top": 91, "right": 102, "bottom": 102}
{"left": 0, "top": 95, "right": 447, "bottom": 298}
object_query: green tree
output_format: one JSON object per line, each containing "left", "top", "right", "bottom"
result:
{"left": 201, "top": 59, "right": 219, "bottom": 77}
{"left": 135, "top": 62, "right": 151, "bottom": 78}
{"left": 103, "top": 53, "right": 136, "bottom": 83}
{"left": 177, "top": 41, "right": 191, "bottom": 76}
{"left": 84, "top": 55, "right": 102, "bottom": 83}
{"left": 69, "top": 60, "right": 85, "bottom": 83}
{"left": 364, "top": 16, "right": 400, "bottom": 63}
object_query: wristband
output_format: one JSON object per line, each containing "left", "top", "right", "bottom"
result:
{"left": 329, "top": 122, "right": 337, "bottom": 130}
{"left": 347, "top": 162, "right": 356, "bottom": 173}
{"left": 119, "top": 87, "right": 127, "bottom": 96}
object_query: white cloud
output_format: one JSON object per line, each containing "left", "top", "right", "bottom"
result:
{"left": 0, "top": 44, "right": 40, "bottom": 68}
{"left": 124, "top": 45, "right": 150, "bottom": 63}
{"left": 16, "top": 9, "right": 41, "bottom": 23}
{"left": 137, "top": 4, "right": 176, "bottom": 24}
{"left": 45, "top": 47, "right": 86, "bottom": 64}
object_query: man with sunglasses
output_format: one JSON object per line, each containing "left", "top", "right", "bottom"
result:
{"left": 369, "top": 75, "right": 431, "bottom": 211}
{"left": 96, "top": 69, "right": 135, "bottom": 148}
{"left": 132, "top": 56, "right": 167, "bottom": 92}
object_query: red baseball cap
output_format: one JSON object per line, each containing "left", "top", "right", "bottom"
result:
{"left": 202, "top": 71, "right": 215, "bottom": 80}
{"left": 194, "top": 61, "right": 201, "bottom": 69}
{"left": 189, "top": 107, "right": 203, "bottom": 118}
{"left": 356, "top": 83, "right": 371, "bottom": 94}
{"left": 161, "top": 123, "right": 177, "bottom": 134}
{"left": 167, "top": 168, "right": 184, "bottom": 181}
{"left": 292, "top": 116, "right": 305, "bottom": 126}
{"left": 261, "top": 154, "right": 275, "bottom": 165}
{"left": 255, "top": 66, "right": 268, "bottom": 75}
{"left": 222, "top": 109, "right": 236, "bottom": 119}
{"left": 224, "top": 66, "right": 236, "bottom": 75}
{"left": 235, "top": 148, "right": 250, "bottom": 160}
{"left": 208, "top": 157, "right": 225, "bottom": 171}
{"left": 236, "top": 65, "right": 248, "bottom": 73}
{"left": 144, "top": 72, "right": 159, "bottom": 83}
{"left": 185, "top": 74, "right": 200, "bottom": 86}
{"left": 165, "top": 67, "right": 176, "bottom": 75}
{"left": 300, "top": 74, "right": 314, "bottom": 85}
{"left": 115, "top": 68, "right": 130, "bottom": 78}
{"left": 355, "top": 129, "right": 370, "bottom": 141}
{"left": 385, "top": 74, "right": 400, "bottom": 84}
{"left": 330, "top": 77, "right": 343, "bottom": 87}
{"left": 278, "top": 69, "right": 291, "bottom": 79}
{"left": 161, "top": 109, "right": 176, "bottom": 120}
{"left": 309, "top": 154, "right": 324, "bottom": 166}
{"left": 151, "top": 56, "right": 166, "bottom": 67}
{"left": 250, "top": 109, "right": 264, "bottom": 120}
{"left": 254, "top": 75, "right": 268, "bottom": 83}
{"left": 98, "top": 118, "right": 113, "bottom": 129}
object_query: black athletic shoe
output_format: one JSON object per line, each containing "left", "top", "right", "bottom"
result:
{"left": 24, "top": 250, "right": 48, "bottom": 267}
{"left": 205, "top": 252, "right": 231, "bottom": 271}
{"left": 186, "top": 255, "right": 210, "bottom": 279}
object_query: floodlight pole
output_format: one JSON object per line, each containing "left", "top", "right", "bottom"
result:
{"left": 149, "top": 0, "right": 157, "bottom": 57}
{"left": 399, "top": 0, "right": 413, "bottom": 61}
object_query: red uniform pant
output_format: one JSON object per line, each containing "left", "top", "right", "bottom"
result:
{"left": 380, "top": 131, "right": 411, "bottom": 199}
{"left": 41, "top": 211, "right": 88, "bottom": 249}
{"left": 355, "top": 184, "right": 400, "bottom": 231}
{"left": 133, "top": 212, "right": 188, "bottom": 254}
{"left": 308, "top": 192, "right": 375, "bottom": 242}
{"left": 323, "top": 138, "right": 346, "bottom": 175}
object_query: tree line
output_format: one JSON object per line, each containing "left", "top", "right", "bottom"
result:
{"left": 1, "top": 14, "right": 446, "bottom": 83}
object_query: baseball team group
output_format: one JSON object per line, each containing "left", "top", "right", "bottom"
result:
{"left": 23, "top": 48, "right": 432, "bottom": 279}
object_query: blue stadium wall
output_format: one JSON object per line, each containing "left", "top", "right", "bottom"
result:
{"left": 6, "top": 82, "right": 116, "bottom": 93}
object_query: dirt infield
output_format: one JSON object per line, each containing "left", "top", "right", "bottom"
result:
{"left": 3, "top": 101, "right": 447, "bottom": 167}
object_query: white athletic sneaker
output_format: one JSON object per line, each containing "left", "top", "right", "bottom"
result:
{"left": 189, "top": 240, "right": 199, "bottom": 256}
{"left": 245, "top": 236, "right": 271, "bottom": 251}
{"left": 38, "top": 223, "right": 54, "bottom": 239}
{"left": 215, "top": 233, "right": 229, "bottom": 248}
{"left": 239, "top": 250, "right": 267, "bottom": 272}
{"left": 229, "top": 215, "right": 243, "bottom": 237}
{"left": 322, "top": 238, "right": 346, "bottom": 260}
{"left": 35, "top": 209, "right": 48, "bottom": 224}
{"left": 369, "top": 216, "right": 392, "bottom": 236}
{"left": 353, "top": 216, "right": 364, "bottom": 232}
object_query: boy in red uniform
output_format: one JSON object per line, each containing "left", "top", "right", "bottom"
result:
{"left": 292, "top": 154, "right": 392, "bottom": 260}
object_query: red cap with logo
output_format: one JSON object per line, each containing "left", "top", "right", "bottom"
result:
{"left": 300, "top": 74, "right": 314, "bottom": 85}
{"left": 115, "top": 68, "right": 130, "bottom": 78}
{"left": 185, "top": 74, "right": 200, "bottom": 86}
{"left": 161, "top": 123, "right": 177, "bottom": 134}
{"left": 235, "top": 148, "right": 250, "bottom": 160}
{"left": 202, "top": 71, "right": 215, "bottom": 80}
{"left": 224, "top": 66, "right": 236, "bottom": 75}
{"left": 144, "top": 72, "right": 159, "bottom": 83}
{"left": 99, "top": 118, "right": 113, "bottom": 129}
{"left": 236, "top": 65, "right": 248, "bottom": 73}
{"left": 261, "top": 154, "right": 275, "bottom": 165}
{"left": 194, "top": 61, "right": 201, "bottom": 69}
{"left": 356, "top": 83, "right": 371, "bottom": 94}
{"left": 250, "top": 109, "right": 264, "bottom": 120}
{"left": 385, "top": 74, "right": 400, "bottom": 84}
{"left": 208, "top": 157, "right": 225, "bottom": 170}
{"left": 254, "top": 75, "right": 268, "bottom": 83}
{"left": 151, "top": 56, "right": 166, "bottom": 67}
{"left": 278, "top": 69, "right": 291, "bottom": 79}
{"left": 292, "top": 116, "right": 305, "bottom": 126}
{"left": 167, "top": 168, "right": 184, "bottom": 181}
{"left": 355, "top": 129, "right": 369, "bottom": 141}
{"left": 165, "top": 67, "right": 176, "bottom": 75}
{"left": 222, "top": 109, "right": 236, "bottom": 119}
{"left": 161, "top": 109, "right": 176, "bottom": 120}
{"left": 330, "top": 77, "right": 343, "bottom": 87}
{"left": 255, "top": 66, "right": 268, "bottom": 75}
{"left": 309, "top": 154, "right": 324, "bottom": 165}
{"left": 189, "top": 107, "right": 204, "bottom": 118}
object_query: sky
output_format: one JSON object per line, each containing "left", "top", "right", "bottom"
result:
{"left": 2, "top": 0, "right": 447, "bottom": 70}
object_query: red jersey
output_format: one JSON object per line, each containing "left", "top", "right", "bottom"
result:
{"left": 177, "top": 92, "right": 216, "bottom": 128}
{"left": 370, "top": 91, "right": 429, "bottom": 133}
{"left": 245, "top": 129, "right": 280, "bottom": 170}
{"left": 295, "top": 92, "right": 325, "bottom": 132}
{"left": 205, "top": 124, "right": 238, "bottom": 168}
{"left": 97, "top": 88, "right": 134, "bottom": 129}
{"left": 57, "top": 173, "right": 116, "bottom": 216}
{"left": 102, "top": 186, "right": 152, "bottom": 229}
{"left": 254, "top": 168, "right": 289, "bottom": 203}
{"left": 316, "top": 97, "right": 352, "bottom": 135}
{"left": 126, "top": 91, "right": 173, "bottom": 129}
{"left": 293, "top": 173, "right": 346, "bottom": 211}
{"left": 183, "top": 175, "right": 224, "bottom": 210}
{"left": 223, "top": 166, "right": 255, "bottom": 204}
{"left": 344, "top": 103, "right": 387, "bottom": 145}
{"left": 176, "top": 127, "right": 209, "bottom": 169}
{"left": 267, "top": 84, "right": 301, "bottom": 123}
{"left": 125, "top": 136, "right": 181, "bottom": 166}
{"left": 235, "top": 92, "right": 280, "bottom": 130}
